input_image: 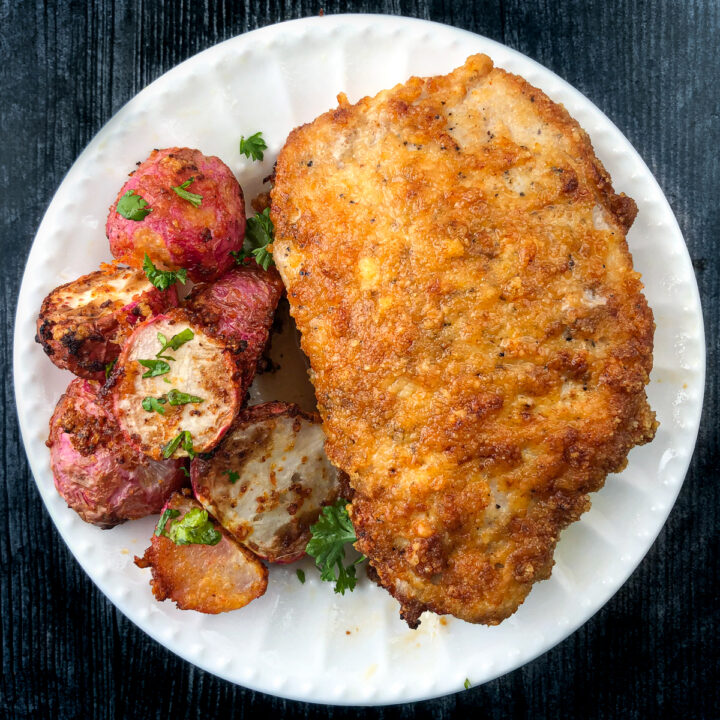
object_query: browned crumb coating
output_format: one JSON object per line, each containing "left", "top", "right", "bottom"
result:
{"left": 271, "top": 54, "right": 657, "bottom": 626}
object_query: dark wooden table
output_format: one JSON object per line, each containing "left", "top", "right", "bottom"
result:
{"left": 2, "top": 2, "right": 717, "bottom": 718}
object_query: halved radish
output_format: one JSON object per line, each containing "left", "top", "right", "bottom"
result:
{"left": 110, "top": 308, "right": 240, "bottom": 460}
{"left": 48, "top": 377, "right": 187, "bottom": 528}
{"left": 134, "top": 491, "right": 267, "bottom": 613}
{"left": 36, "top": 263, "right": 178, "bottom": 381}
{"left": 186, "top": 265, "right": 284, "bottom": 394}
{"left": 191, "top": 402, "right": 340, "bottom": 563}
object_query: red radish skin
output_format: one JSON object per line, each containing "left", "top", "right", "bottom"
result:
{"left": 106, "top": 147, "right": 245, "bottom": 282}
{"left": 186, "top": 265, "right": 284, "bottom": 393}
{"left": 47, "top": 378, "right": 187, "bottom": 528}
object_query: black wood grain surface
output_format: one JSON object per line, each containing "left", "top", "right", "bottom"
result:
{"left": 1, "top": 1, "right": 717, "bottom": 718}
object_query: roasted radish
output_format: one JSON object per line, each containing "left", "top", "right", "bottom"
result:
{"left": 47, "top": 378, "right": 187, "bottom": 528}
{"left": 106, "top": 147, "right": 245, "bottom": 282}
{"left": 110, "top": 309, "right": 240, "bottom": 460}
{"left": 186, "top": 265, "right": 284, "bottom": 391}
{"left": 191, "top": 402, "right": 340, "bottom": 563}
{"left": 36, "top": 264, "right": 178, "bottom": 381}
{"left": 134, "top": 491, "right": 267, "bottom": 613}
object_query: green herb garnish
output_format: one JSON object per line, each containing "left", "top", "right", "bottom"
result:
{"left": 143, "top": 254, "right": 187, "bottom": 292}
{"left": 142, "top": 396, "right": 167, "bottom": 414}
{"left": 166, "top": 389, "right": 203, "bottom": 406}
{"left": 231, "top": 208, "right": 275, "bottom": 270}
{"left": 117, "top": 190, "right": 152, "bottom": 221}
{"left": 296, "top": 569, "right": 306, "bottom": 584}
{"left": 223, "top": 469, "right": 240, "bottom": 484}
{"left": 171, "top": 177, "right": 202, "bottom": 208}
{"left": 155, "top": 507, "right": 221, "bottom": 546}
{"left": 154, "top": 508, "right": 180, "bottom": 536}
{"left": 181, "top": 466, "right": 190, "bottom": 478}
{"left": 239, "top": 131, "right": 267, "bottom": 161}
{"left": 137, "top": 358, "right": 171, "bottom": 378}
{"left": 157, "top": 328, "right": 194, "bottom": 355}
{"left": 105, "top": 359, "right": 116, "bottom": 379}
{"left": 162, "top": 430, "right": 195, "bottom": 459}
{"left": 306, "top": 499, "right": 362, "bottom": 595}
{"left": 464, "top": 679, "right": 471, "bottom": 690}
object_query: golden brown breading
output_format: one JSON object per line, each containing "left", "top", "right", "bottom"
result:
{"left": 271, "top": 55, "right": 657, "bottom": 626}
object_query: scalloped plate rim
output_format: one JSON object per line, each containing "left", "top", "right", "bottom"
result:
{"left": 13, "top": 14, "right": 705, "bottom": 706}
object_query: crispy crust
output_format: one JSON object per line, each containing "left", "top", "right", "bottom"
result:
{"left": 271, "top": 55, "right": 657, "bottom": 626}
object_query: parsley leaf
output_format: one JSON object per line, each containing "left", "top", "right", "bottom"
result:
{"left": 296, "top": 569, "right": 306, "bottom": 584}
{"left": 223, "top": 469, "right": 240, "bottom": 484}
{"left": 137, "top": 358, "right": 171, "bottom": 378}
{"left": 157, "top": 328, "right": 194, "bottom": 355}
{"left": 464, "top": 679, "right": 471, "bottom": 690}
{"left": 171, "top": 177, "right": 203, "bottom": 208}
{"left": 181, "top": 466, "right": 190, "bottom": 478}
{"left": 306, "top": 499, "right": 362, "bottom": 595}
{"left": 231, "top": 208, "right": 275, "bottom": 270}
{"left": 166, "top": 389, "right": 203, "bottom": 405}
{"left": 162, "top": 430, "right": 195, "bottom": 459}
{"left": 239, "top": 131, "right": 268, "bottom": 161}
{"left": 105, "top": 359, "right": 116, "bottom": 379}
{"left": 154, "top": 508, "right": 180, "bottom": 536}
{"left": 142, "top": 396, "right": 167, "bottom": 414}
{"left": 155, "top": 507, "right": 221, "bottom": 546}
{"left": 117, "top": 190, "right": 152, "bottom": 221}
{"left": 143, "top": 254, "right": 187, "bottom": 292}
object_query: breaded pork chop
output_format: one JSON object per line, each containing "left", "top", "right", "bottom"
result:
{"left": 271, "top": 55, "right": 657, "bottom": 626}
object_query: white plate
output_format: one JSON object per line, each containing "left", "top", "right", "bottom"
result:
{"left": 14, "top": 14, "right": 704, "bottom": 706}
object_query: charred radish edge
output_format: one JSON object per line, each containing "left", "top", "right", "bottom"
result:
{"left": 134, "top": 491, "right": 268, "bottom": 614}
{"left": 36, "top": 264, "right": 178, "bottom": 381}
{"left": 191, "top": 402, "right": 341, "bottom": 564}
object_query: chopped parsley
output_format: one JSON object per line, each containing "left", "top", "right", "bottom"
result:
{"left": 137, "top": 358, "right": 171, "bottom": 378}
{"left": 171, "top": 177, "right": 202, "bottom": 208}
{"left": 231, "top": 208, "right": 275, "bottom": 270}
{"left": 223, "top": 469, "right": 240, "bottom": 484}
{"left": 143, "top": 389, "right": 202, "bottom": 414}
{"left": 157, "top": 328, "right": 194, "bottom": 356}
{"left": 180, "top": 466, "right": 191, "bottom": 478}
{"left": 166, "top": 389, "right": 203, "bottom": 405}
{"left": 239, "top": 131, "right": 267, "bottom": 161}
{"left": 116, "top": 190, "right": 152, "bottom": 221}
{"left": 306, "top": 499, "right": 363, "bottom": 595}
{"left": 155, "top": 507, "right": 221, "bottom": 546}
{"left": 142, "top": 396, "right": 167, "bottom": 414}
{"left": 143, "top": 254, "right": 187, "bottom": 292}
{"left": 162, "top": 430, "right": 195, "bottom": 459}
{"left": 105, "top": 359, "right": 116, "bottom": 379}
{"left": 296, "top": 568, "right": 306, "bottom": 584}
{"left": 464, "top": 678, "right": 471, "bottom": 690}
{"left": 154, "top": 508, "right": 180, "bottom": 536}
